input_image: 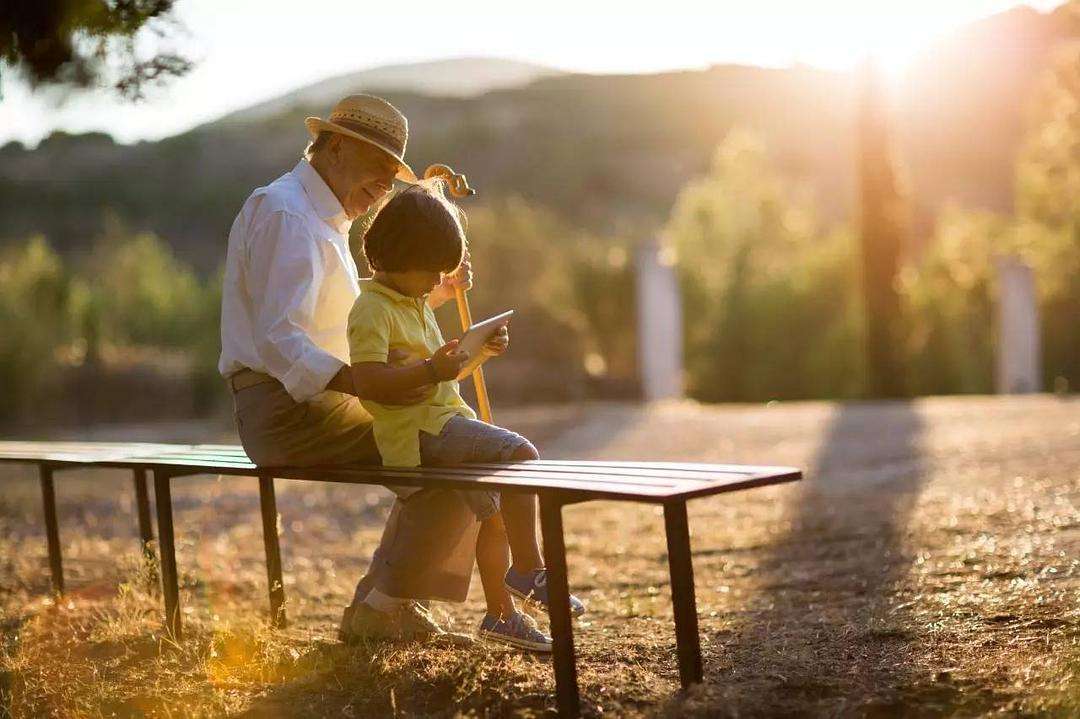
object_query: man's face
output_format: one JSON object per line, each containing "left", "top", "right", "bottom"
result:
{"left": 328, "top": 135, "right": 400, "bottom": 219}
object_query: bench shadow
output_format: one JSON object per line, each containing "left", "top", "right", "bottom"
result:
{"left": 677, "top": 401, "right": 932, "bottom": 716}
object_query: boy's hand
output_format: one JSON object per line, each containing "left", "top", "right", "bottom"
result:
{"left": 482, "top": 325, "right": 509, "bottom": 357}
{"left": 431, "top": 339, "right": 468, "bottom": 381}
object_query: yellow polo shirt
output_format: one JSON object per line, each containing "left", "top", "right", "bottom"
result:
{"left": 347, "top": 279, "right": 476, "bottom": 467}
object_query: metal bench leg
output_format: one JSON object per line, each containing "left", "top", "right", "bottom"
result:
{"left": 258, "top": 475, "right": 286, "bottom": 628}
{"left": 153, "top": 470, "right": 182, "bottom": 641}
{"left": 132, "top": 468, "right": 156, "bottom": 565}
{"left": 38, "top": 465, "right": 64, "bottom": 596}
{"left": 539, "top": 492, "right": 581, "bottom": 718}
{"left": 664, "top": 500, "right": 703, "bottom": 687}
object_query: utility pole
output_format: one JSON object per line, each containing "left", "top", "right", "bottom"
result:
{"left": 857, "top": 58, "right": 908, "bottom": 398}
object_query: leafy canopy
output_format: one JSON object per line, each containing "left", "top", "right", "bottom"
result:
{"left": 0, "top": 0, "right": 191, "bottom": 99}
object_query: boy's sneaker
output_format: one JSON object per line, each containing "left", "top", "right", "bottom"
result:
{"left": 479, "top": 611, "right": 553, "bottom": 653}
{"left": 505, "top": 567, "right": 586, "bottom": 617}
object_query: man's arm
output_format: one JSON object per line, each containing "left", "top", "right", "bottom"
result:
{"left": 325, "top": 366, "right": 356, "bottom": 395}
{"left": 249, "top": 211, "right": 346, "bottom": 403}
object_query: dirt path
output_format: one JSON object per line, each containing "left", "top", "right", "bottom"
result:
{"left": 1, "top": 396, "right": 1077, "bottom": 717}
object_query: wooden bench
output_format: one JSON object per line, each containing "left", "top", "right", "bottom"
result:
{"left": 0, "top": 439, "right": 800, "bottom": 717}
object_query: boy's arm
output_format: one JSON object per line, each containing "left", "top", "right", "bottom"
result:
{"left": 326, "top": 359, "right": 432, "bottom": 404}
{"left": 350, "top": 361, "right": 434, "bottom": 402}
{"left": 351, "top": 340, "right": 468, "bottom": 402}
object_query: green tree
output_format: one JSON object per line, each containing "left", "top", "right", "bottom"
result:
{"left": 86, "top": 218, "right": 205, "bottom": 348}
{"left": 899, "top": 208, "right": 1006, "bottom": 395}
{"left": 1016, "top": 35, "right": 1080, "bottom": 389}
{"left": 0, "top": 0, "right": 190, "bottom": 99}
{"left": 0, "top": 236, "right": 75, "bottom": 421}
{"left": 664, "top": 131, "right": 863, "bottom": 402}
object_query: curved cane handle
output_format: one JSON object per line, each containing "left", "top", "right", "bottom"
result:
{"left": 422, "top": 163, "right": 476, "bottom": 199}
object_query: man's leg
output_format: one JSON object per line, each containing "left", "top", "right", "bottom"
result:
{"left": 233, "top": 382, "right": 477, "bottom": 637}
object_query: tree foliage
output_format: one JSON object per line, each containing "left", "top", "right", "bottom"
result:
{"left": 0, "top": 237, "right": 75, "bottom": 422}
{"left": 0, "top": 0, "right": 190, "bottom": 99}
{"left": 0, "top": 224, "right": 220, "bottom": 424}
{"left": 1015, "top": 32, "right": 1080, "bottom": 389}
{"left": 665, "top": 131, "right": 864, "bottom": 402}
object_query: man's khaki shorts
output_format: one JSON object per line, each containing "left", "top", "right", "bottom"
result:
{"left": 232, "top": 379, "right": 380, "bottom": 467}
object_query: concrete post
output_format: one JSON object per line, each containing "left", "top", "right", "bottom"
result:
{"left": 636, "top": 239, "right": 684, "bottom": 401}
{"left": 995, "top": 256, "right": 1042, "bottom": 394}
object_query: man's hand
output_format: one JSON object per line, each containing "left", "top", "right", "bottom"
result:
{"left": 427, "top": 248, "right": 473, "bottom": 308}
{"left": 482, "top": 325, "right": 509, "bottom": 357}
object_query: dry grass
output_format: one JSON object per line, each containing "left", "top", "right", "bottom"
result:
{"left": 1, "top": 396, "right": 1078, "bottom": 717}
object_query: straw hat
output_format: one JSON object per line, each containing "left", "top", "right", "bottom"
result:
{"left": 305, "top": 95, "right": 417, "bottom": 182}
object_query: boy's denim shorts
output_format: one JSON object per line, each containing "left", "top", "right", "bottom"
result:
{"left": 417, "top": 415, "right": 534, "bottom": 521}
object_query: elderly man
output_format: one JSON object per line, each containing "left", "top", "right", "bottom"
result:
{"left": 219, "top": 94, "right": 485, "bottom": 641}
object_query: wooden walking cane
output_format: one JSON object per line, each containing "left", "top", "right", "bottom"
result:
{"left": 422, "top": 164, "right": 495, "bottom": 423}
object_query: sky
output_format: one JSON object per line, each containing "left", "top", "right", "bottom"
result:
{"left": 0, "top": 0, "right": 1066, "bottom": 148}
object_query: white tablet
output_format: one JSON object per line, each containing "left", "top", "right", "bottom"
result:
{"left": 455, "top": 309, "right": 514, "bottom": 380}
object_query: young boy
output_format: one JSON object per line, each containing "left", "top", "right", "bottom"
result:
{"left": 345, "top": 182, "right": 585, "bottom": 651}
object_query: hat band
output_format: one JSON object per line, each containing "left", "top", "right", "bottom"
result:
{"left": 330, "top": 117, "right": 405, "bottom": 158}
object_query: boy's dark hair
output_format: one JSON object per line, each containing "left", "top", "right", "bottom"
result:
{"left": 363, "top": 181, "right": 466, "bottom": 274}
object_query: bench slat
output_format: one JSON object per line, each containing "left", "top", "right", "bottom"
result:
{"left": 110, "top": 450, "right": 760, "bottom": 487}
{"left": 0, "top": 441, "right": 801, "bottom": 501}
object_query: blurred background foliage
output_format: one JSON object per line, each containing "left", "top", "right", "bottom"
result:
{"left": 3, "top": 7, "right": 1080, "bottom": 427}
{"left": 666, "top": 131, "right": 864, "bottom": 402}
{"left": 0, "top": 220, "right": 221, "bottom": 425}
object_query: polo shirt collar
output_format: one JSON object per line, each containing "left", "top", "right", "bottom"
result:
{"left": 360, "top": 278, "right": 425, "bottom": 307}
{"left": 292, "top": 159, "right": 351, "bottom": 235}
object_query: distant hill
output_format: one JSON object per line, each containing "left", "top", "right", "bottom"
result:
{"left": 1, "top": 6, "right": 1076, "bottom": 273}
{"left": 216, "top": 57, "right": 564, "bottom": 124}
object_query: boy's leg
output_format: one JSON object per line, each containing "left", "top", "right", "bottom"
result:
{"left": 475, "top": 513, "right": 516, "bottom": 618}
{"left": 501, "top": 493, "right": 544, "bottom": 573}
{"left": 500, "top": 444, "right": 545, "bottom": 573}
{"left": 421, "top": 419, "right": 545, "bottom": 574}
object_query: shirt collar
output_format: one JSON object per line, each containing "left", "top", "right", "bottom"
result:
{"left": 360, "top": 278, "right": 425, "bottom": 308}
{"left": 292, "top": 159, "right": 351, "bottom": 235}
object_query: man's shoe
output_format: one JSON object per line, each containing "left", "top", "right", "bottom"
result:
{"left": 338, "top": 602, "right": 402, "bottom": 644}
{"left": 396, "top": 601, "right": 446, "bottom": 639}
{"left": 479, "top": 611, "right": 553, "bottom": 653}
{"left": 505, "top": 567, "right": 586, "bottom": 617}
{"left": 340, "top": 600, "right": 475, "bottom": 646}
{"left": 402, "top": 602, "right": 476, "bottom": 646}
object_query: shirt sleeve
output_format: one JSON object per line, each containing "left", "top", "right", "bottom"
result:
{"left": 247, "top": 210, "right": 346, "bottom": 402}
{"left": 347, "top": 296, "right": 393, "bottom": 364}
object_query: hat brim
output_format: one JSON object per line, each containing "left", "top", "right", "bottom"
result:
{"left": 304, "top": 116, "right": 417, "bottom": 183}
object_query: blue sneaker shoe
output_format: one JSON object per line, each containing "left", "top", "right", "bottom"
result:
{"left": 505, "top": 567, "right": 586, "bottom": 617}
{"left": 479, "top": 610, "right": 552, "bottom": 652}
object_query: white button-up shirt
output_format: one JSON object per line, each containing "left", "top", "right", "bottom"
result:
{"left": 218, "top": 159, "right": 361, "bottom": 402}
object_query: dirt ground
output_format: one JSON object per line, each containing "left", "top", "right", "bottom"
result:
{"left": 1, "top": 396, "right": 1077, "bottom": 717}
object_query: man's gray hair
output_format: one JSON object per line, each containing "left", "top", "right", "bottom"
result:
{"left": 304, "top": 130, "right": 334, "bottom": 160}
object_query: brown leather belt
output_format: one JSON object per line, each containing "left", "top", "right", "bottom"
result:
{"left": 227, "top": 368, "right": 277, "bottom": 393}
